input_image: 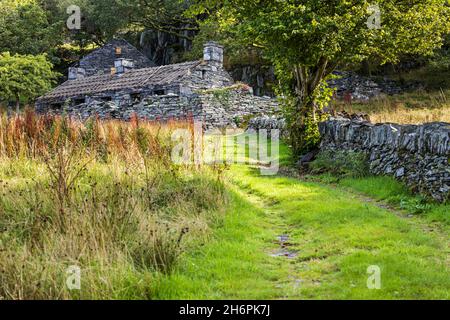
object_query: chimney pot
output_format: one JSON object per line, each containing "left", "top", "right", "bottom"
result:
{"left": 203, "top": 41, "right": 224, "bottom": 69}
{"left": 68, "top": 67, "right": 86, "bottom": 80}
{"left": 114, "top": 58, "right": 135, "bottom": 74}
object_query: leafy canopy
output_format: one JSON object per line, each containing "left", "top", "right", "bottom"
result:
{"left": 0, "top": 0, "right": 62, "bottom": 55}
{"left": 190, "top": 0, "right": 450, "bottom": 155}
{"left": 191, "top": 0, "right": 450, "bottom": 67}
{"left": 56, "top": 0, "right": 193, "bottom": 45}
{"left": 0, "top": 53, "right": 58, "bottom": 104}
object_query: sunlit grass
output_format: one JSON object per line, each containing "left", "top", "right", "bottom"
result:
{"left": 154, "top": 138, "right": 449, "bottom": 300}
{"left": 332, "top": 89, "right": 450, "bottom": 124}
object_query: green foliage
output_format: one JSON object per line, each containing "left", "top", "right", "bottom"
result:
{"left": 339, "top": 176, "right": 449, "bottom": 224}
{"left": 0, "top": 52, "right": 58, "bottom": 107}
{"left": 429, "top": 34, "right": 450, "bottom": 72}
{"left": 191, "top": 0, "right": 450, "bottom": 155}
{"left": 400, "top": 197, "right": 433, "bottom": 215}
{"left": 0, "top": 0, "right": 62, "bottom": 55}
{"left": 281, "top": 79, "right": 334, "bottom": 155}
{"left": 311, "top": 150, "right": 370, "bottom": 178}
{"left": 183, "top": 18, "right": 264, "bottom": 66}
{"left": 56, "top": 0, "right": 191, "bottom": 45}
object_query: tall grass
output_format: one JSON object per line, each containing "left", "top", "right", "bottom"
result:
{"left": 0, "top": 110, "right": 227, "bottom": 299}
{"left": 332, "top": 89, "right": 450, "bottom": 124}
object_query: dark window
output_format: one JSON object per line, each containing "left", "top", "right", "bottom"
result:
{"left": 131, "top": 93, "right": 142, "bottom": 102}
{"left": 73, "top": 98, "right": 85, "bottom": 105}
{"left": 51, "top": 103, "right": 62, "bottom": 110}
{"left": 154, "top": 90, "right": 165, "bottom": 96}
{"left": 202, "top": 70, "right": 206, "bottom": 79}
{"left": 101, "top": 96, "right": 112, "bottom": 102}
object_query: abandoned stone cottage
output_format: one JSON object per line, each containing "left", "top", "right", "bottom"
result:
{"left": 36, "top": 40, "right": 278, "bottom": 128}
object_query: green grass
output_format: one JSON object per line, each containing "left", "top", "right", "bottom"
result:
{"left": 0, "top": 157, "right": 228, "bottom": 299}
{"left": 235, "top": 168, "right": 448, "bottom": 299}
{"left": 154, "top": 137, "right": 449, "bottom": 300}
{"left": 151, "top": 188, "right": 290, "bottom": 299}
{"left": 1, "top": 124, "right": 448, "bottom": 299}
{"left": 340, "top": 176, "right": 450, "bottom": 225}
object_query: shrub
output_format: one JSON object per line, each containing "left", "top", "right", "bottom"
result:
{"left": 400, "top": 196, "right": 433, "bottom": 215}
{"left": 310, "top": 150, "right": 370, "bottom": 178}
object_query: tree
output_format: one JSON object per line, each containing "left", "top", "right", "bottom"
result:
{"left": 190, "top": 0, "right": 450, "bottom": 155}
{"left": 56, "top": 0, "right": 195, "bottom": 46}
{"left": 0, "top": 53, "right": 58, "bottom": 112}
{"left": 0, "top": 0, "right": 63, "bottom": 55}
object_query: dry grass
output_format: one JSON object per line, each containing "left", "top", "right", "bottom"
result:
{"left": 331, "top": 89, "right": 450, "bottom": 124}
{"left": 0, "top": 111, "right": 227, "bottom": 300}
{"left": 369, "top": 105, "right": 450, "bottom": 124}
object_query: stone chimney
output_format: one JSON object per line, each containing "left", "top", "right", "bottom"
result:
{"left": 114, "top": 58, "right": 135, "bottom": 74}
{"left": 68, "top": 67, "right": 86, "bottom": 80}
{"left": 203, "top": 41, "right": 224, "bottom": 70}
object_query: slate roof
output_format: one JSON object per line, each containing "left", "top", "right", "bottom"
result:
{"left": 76, "top": 39, "right": 155, "bottom": 75}
{"left": 39, "top": 60, "right": 202, "bottom": 103}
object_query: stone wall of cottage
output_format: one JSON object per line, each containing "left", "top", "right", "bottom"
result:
{"left": 180, "top": 63, "right": 235, "bottom": 94}
{"left": 77, "top": 39, "right": 155, "bottom": 76}
{"left": 198, "top": 89, "right": 279, "bottom": 127}
{"left": 319, "top": 117, "right": 450, "bottom": 202}
{"left": 58, "top": 95, "right": 201, "bottom": 121}
{"left": 47, "top": 89, "right": 279, "bottom": 129}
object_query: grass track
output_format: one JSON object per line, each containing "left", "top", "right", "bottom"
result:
{"left": 155, "top": 163, "right": 449, "bottom": 299}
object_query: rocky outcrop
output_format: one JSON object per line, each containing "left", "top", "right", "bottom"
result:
{"left": 328, "top": 71, "right": 421, "bottom": 101}
{"left": 319, "top": 117, "right": 450, "bottom": 202}
{"left": 226, "top": 67, "right": 421, "bottom": 100}
{"left": 229, "top": 65, "right": 276, "bottom": 97}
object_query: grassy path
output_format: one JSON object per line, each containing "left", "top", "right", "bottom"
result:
{"left": 155, "top": 164, "right": 449, "bottom": 299}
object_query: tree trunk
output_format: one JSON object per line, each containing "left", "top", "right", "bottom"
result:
{"left": 289, "top": 58, "right": 332, "bottom": 156}
{"left": 290, "top": 97, "right": 316, "bottom": 156}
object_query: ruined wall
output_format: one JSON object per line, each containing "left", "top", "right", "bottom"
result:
{"left": 180, "top": 62, "right": 235, "bottom": 94}
{"left": 198, "top": 89, "right": 279, "bottom": 127}
{"left": 49, "top": 89, "right": 279, "bottom": 129}
{"left": 58, "top": 95, "right": 202, "bottom": 122}
{"left": 319, "top": 117, "right": 450, "bottom": 202}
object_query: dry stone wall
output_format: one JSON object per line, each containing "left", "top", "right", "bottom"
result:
{"left": 48, "top": 89, "right": 279, "bottom": 129}
{"left": 198, "top": 89, "right": 279, "bottom": 127}
{"left": 319, "top": 117, "right": 450, "bottom": 202}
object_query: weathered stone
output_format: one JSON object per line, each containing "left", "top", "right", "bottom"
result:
{"left": 396, "top": 167, "right": 405, "bottom": 178}
{"left": 319, "top": 117, "right": 450, "bottom": 202}
{"left": 36, "top": 41, "right": 279, "bottom": 127}
{"left": 328, "top": 71, "right": 422, "bottom": 101}
{"left": 42, "top": 89, "right": 279, "bottom": 130}
{"left": 247, "top": 115, "right": 286, "bottom": 133}
{"left": 298, "top": 150, "right": 320, "bottom": 167}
